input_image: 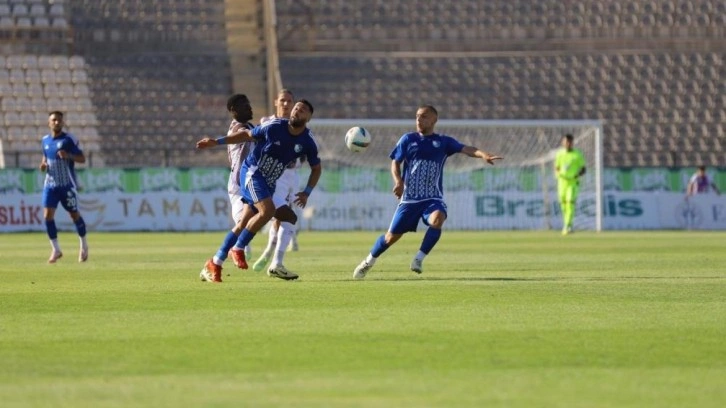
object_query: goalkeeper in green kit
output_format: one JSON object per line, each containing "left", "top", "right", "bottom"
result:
{"left": 555, "top": 134, "right": 586, "bottom": 235}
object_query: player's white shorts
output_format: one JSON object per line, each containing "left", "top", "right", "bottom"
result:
{"left": 273, "top": 168, "right": 299, "bottom": 209}
{"left": 229, "top": 192, "right": 244, "bottom": 224}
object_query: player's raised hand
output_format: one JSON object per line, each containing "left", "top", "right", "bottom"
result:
{"left": 483, "top": 153, "right": 502, "bottom": 165}
{"left": 293, "top": 192, "right": 309, "bottom": 208}
{"left": 196, "top": 138, "right": 217, "bottom": 149}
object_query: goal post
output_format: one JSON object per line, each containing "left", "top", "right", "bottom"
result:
{"left": 300, "top": 119, "right": 604, "bottom": 231}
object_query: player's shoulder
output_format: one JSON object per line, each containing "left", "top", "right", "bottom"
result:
{"left": 229, "top": 119, "right": 252, "bottom": 132}
{"left": 259, "top": 115, "right": 277, "bottom": 125}
{"left": 63, "top": 132, "right": 81, "bottom": 145}
{"left": 435, "top": 133, "right": 460, "bottom": 143}
{"left": 299, "top": 127, "right": 316, "bottom": 141}
{"left": 399, "top": 131, "right": 420, "bottom": 142}
{"left": 261, "top": 117, "right": 286, "bottom": 128}
{"left": 300, "top": 128, "right": 319, "bottom": 149}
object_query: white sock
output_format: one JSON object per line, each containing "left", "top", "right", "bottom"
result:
{"left": 212, "top": 256, "right": 224, "bottom": 266}
{"left": 50, "top": 239, "right": 61, "bottom": 252}
{"left": 272, "top": 222, "right": 296, "bottom": 266}
{"left": 365, "top": 254, "right": 377, "bottom": 265}
{"left": 415, "top": 250, "right": 426, "bottom": 262}
{"left": 79, "top": 236, "right": 88, "bottom": 249}
{"left": 262, "top": 224, "right": 278, "bottom": 258}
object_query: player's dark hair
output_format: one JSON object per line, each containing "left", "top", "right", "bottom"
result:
{"left": 297, "top": 99, "right": 314, "bottom": 115}
{"left": 227, "top": 94, "right": 249, "bottom": 111}
{"left": 563, "top": 134, "right": 574, "bottom": 142}
{"left": 698, "top": 165, "right": 706, "bottom": 171}
{"left": 49, "top": 111, "right": 64, "bottom": 118}
{"left": 279, "top": 88, "right": 294, "bottom": 98}
{"left": 419, "top": 105, "right": 438, "bottom": 116}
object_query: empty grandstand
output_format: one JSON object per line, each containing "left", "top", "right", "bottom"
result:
{"left": 0, "top": 0, "right": 723, "bottom": 168}
{"left": 1, "top": 0, "right": 262, "bottom": 168}
{"left": 274, "top": 0, "right": 725, "bottom": 168}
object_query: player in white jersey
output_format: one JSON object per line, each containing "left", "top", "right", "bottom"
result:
{"left": 225, "top": 94, "right": 255, "bottom": 257}
{"left": 252, "top": 89, "right": 302, "bottom": 272}
{"left": 687, "top": 166, "right": 720, "bottom": 196}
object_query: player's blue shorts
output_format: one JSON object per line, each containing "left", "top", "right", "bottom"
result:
{"left": 389, "top": 199, "right": 448, "bottom": 234}
{"left": 240, "top": 173, "right": 274, "bottom": 206}
{"left": 42, "top": 186, "right": 79, "bottom": 212}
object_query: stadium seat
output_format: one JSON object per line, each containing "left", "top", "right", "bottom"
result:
{"left": 29, "top": 4, "right": 45, "bottom": 17}
{"left": 11, "top": 4, "right": 28, "bottom": 17}
{"left": 4, "top": 112, "right": 22, "bottom": 126}
{"left": 51, "top": 17, "right": 67, "bottom": 29}
{"left": 49, "top": 4, "right": 64, "bottom": 17}
{"left": 33, "top": 16, "right": 49, "bottom": 27}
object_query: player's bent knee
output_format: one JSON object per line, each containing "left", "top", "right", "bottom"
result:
{"left": 428, "top": 214, "right": 446, "bottom": 228}
{"left": 429, "top": 216, "right": 446, "bottom": 228}
{"left": 259, "top": 207, "right": 275, "bottom": 220}
{"left": 430, "top": 221, "right": 445, "bottom": 229}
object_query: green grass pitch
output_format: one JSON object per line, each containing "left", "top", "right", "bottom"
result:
{"left": 0, "top": 231, "right": 724, "bottom": 407}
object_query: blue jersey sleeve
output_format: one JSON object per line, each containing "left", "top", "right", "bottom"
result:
{"left": 305, "top": 134, "right": 321, "bottom": 167}
{"left": 250, "top": 122, "right": 270, "bottom": 141}
{"left": 444, "top": 136, "right": 465, "bottom": 156}
{"left": 67, "top": 135, "right": 83, "bottom": 156}
{"left": 389, "top": 134, "right": 409, "bottom": 162}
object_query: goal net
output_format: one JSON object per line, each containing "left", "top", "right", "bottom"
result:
{"left": 299, "top": 119, "right": 603, "bottom": 231}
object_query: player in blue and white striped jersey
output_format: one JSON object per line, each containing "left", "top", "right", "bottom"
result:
{"left": 196, "top": 99, "right": 321, "bottom": 281}
{"left": 252, "top": 88, "right": 303, "bottom": 274}
{"left": 39, "top": 111, "right": 88, "bottom": 263}
{"left": 353, "top": 105, "right": 502, "bottom": 279}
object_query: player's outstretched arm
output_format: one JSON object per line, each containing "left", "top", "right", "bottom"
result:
{"left": 461, "top": 146, "right": 502, "bottom": 165}
{"left": 39, "top": 157, "right": 47, "bottom": 172}
{"left": 196, "top": 128, "right": 254, "bottom": 149}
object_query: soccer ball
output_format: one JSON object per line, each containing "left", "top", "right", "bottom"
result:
{"left": 345, "top": 126, "right": 371, "bottom": 153}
